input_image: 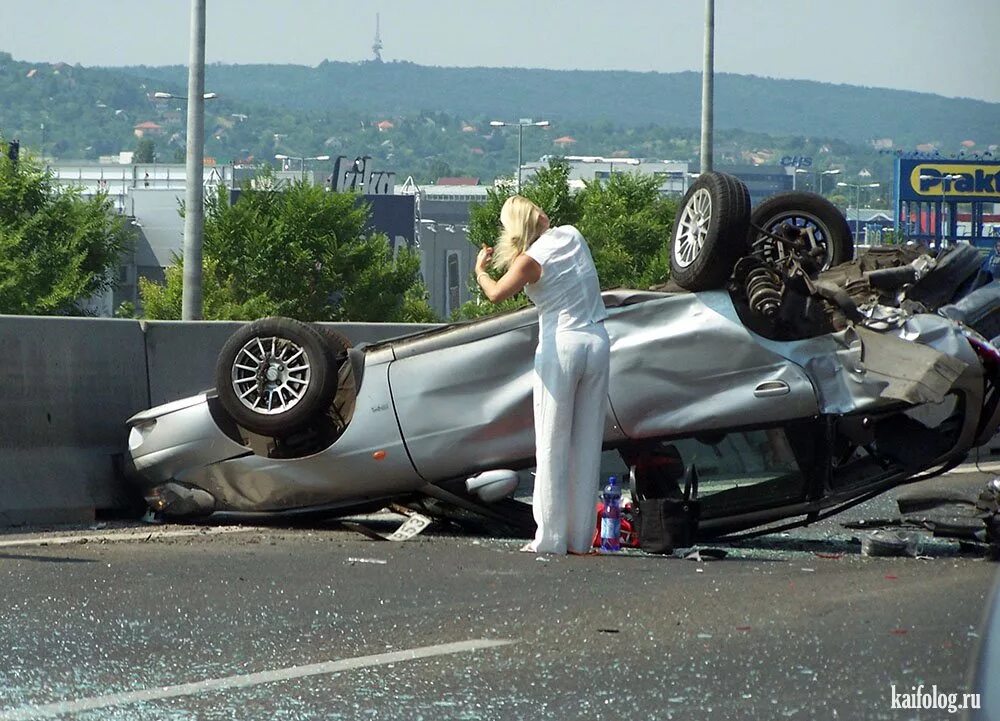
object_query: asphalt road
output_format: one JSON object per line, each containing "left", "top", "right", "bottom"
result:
{"left": 1, "top": 471, "right": 998, "bottom": 721}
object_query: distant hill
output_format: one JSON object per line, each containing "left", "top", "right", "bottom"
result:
{"left": 116, "top": 60, "right": 1000, "bottom": 150}
{"left": 1, "top": 51, "right": 996, "bottom": 188}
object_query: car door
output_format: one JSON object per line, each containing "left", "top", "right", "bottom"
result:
{"left": 605, "top": 291, "right": 820, "bottom": 439}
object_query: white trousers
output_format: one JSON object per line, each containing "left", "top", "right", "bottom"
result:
{"left": 530, "top": 323, "right": 611, "bottom": 554}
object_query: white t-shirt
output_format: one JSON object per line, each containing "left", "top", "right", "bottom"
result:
{"left": 524, "top": 225, "right": 607, "bottom": 333}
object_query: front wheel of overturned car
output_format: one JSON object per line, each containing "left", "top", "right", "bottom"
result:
{"left": 669, "top": 172, "right": 752, "bottom": 291}
{"left": 215, "top": 317, "right": 340, "bottom": 437}
{"left": 748, "top": 192, "right": 854, "bottom": 271}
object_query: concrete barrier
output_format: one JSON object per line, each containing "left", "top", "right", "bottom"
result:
{"left": 0, "top": 317, "right": 440, "bottom": 526}
{"left": 142, "top": 320, "right": 246, "bottom": 407}
{"left": 0, "top": 316, "right": 149, "bottom": 525}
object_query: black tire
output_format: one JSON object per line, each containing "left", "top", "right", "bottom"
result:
{"left": 313, "top": 325, "right": 357, "bottom": 430}
{"left": 669, "top": 172, "right": 752, "bottom": 290}
{"left": 215, "top": 317, "right": 339, "bottom": 436}
{"left": 748, "top": 192, "right": 853, "bottom": 270}
{"left": 313, "top": 325, "right": 352, "bottom": 358}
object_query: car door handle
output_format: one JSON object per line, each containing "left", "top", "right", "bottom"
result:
{"left": 754, "top": 381, "right": 790, "bottom": 398}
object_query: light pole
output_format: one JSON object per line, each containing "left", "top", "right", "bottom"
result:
{"left": 837, "top": 181, "right": 880, "bottom": 242}
{"left": 918, "top": 173, "right": 963, "bottom": 246}
{"left": 153, "top": 83, "right": 218, "bottom": 318}
{"left": 818, "top": 169, "right": 841, "bottom": 195}
{"left": 700, "top": 0, "right": 714, "bottom": 172}
{"left": 489, "top": 119, "right": 550, "bottom": 192}
{"left": 792, "top": 168, "right": 808, "bottom": 191}
{"left": 275, "top": 154, "right": 331, "bottom": 180}
{"left": 165, "top": 0, "right": 211, "bottom": 320}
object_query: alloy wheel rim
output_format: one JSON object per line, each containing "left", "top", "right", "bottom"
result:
{"left": 673, "top": 188, "right": 712, "bottom": 269}
{"left": 231, "top": 336, "right": 311, "bottom": 415}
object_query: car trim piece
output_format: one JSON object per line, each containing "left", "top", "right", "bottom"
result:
{"left": 127, "top": 393, "right": 208, "bottom": 424}
{"left": 753, "top": 380, "right": 791, "bottom": 398}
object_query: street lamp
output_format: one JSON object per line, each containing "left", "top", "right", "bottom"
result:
{"left": 153, "top": 91, "right": 219, "bottom": 100}
{"left": 489, "top": 118, "right": 550, "bottom": 192}
{"left": 918, "top": 173, "right": 963, "bottom": 246}
{"left": 274, "top": 153, "right": 331, "bottom": 180}
{"left": 818, "top": 169, "right": 841, "bottom": 195}
{"left": 792, "top": 167, "right": 808, "bottom": 191}
{"left": 837, "top": 181, "right": 880, "bottom": 242}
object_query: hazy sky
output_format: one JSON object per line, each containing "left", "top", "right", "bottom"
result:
{"left": 3, "top": 0, "right": 999, "bottom": 102}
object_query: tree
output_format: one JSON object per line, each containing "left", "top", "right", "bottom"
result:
{"left": 427, "top": 159, "right": 453, "bottom": 183}
{"left": 133, "top": 137, "right": 155, "bottom": 163}
{"left": 0, "top": 154, "right": 131, "bottom": 315}
{"left": 458, "top": 161, "right": 675, "bottom": 319}
{"left": 140, "top": 168, "right": 437, "bottom": 322}
{"left": 574, "top": 172, "right": 674, "bottom": 289}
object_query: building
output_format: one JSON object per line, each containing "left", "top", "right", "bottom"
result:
{"left": 893, "top": 157, "right": 1000, "bottom": 248}
{"left": 400, "top": 180, "right": 492, "bottom": 319}
{"left": 48, "top": 162, "right": 443, "bottom": 318}
{"left": 521, "top": 156, "right": 690, "bottom": 194}
{"left": 520, "top": 156, "right": 794, "bottom": 204}
{"left": 716, "top": 164, "right": 793, "bottom": 204}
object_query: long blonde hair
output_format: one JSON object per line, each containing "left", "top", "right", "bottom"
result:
{"left": 492, "top": 196, "right": 547, "bottom": 271}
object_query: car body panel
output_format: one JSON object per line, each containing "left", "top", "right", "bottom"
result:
{"left": 128, "top": 396, "right": 250, "bottom": 483}
{"left": 130, "top": 361, "right": 423, "bottom": 512}
{"left": 125, "top": 288, "right": 1000, "bottom": 524}
{"left": 390, "top": 320, "right": 540, "bottom": 480}
{"left": 605, "top": 291, "right": 819, "bottom": 439}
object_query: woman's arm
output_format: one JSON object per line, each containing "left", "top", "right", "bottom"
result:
{"left": 475, "top": 248, "right": 542, "bottom": 304}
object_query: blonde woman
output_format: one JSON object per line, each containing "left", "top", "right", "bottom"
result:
{"left": 475, "top": 196, "right": 610, "bottom": 555}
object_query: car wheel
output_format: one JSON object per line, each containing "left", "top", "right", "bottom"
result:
{"left": 314, "top": 325, "right": 357, "bottom": 428}
{"left": 215, "top": 317, "right": 339, "bottom": 436}
{"left": 748, "top": 192, "right": 854, "bottom": 270}
{"left": 670, "top": 172, "right": 752, "bottom": 291}
{"left": 314, "top": 325, "right": 352, "bottom": 358}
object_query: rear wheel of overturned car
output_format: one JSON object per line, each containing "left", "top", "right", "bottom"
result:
{"left": 313, "top": 325, "right": 352, "bottom": 362}
{"left": 670, "top": 172, "right": 752, "bottom": 291}
{"left": 313, "top": 325, "right": 357, "bottom": 430}
{"left": 748, "top": 192, "right": 854, "bottom": 270}
{"left": 215, "top": 317, "right": 340, "bottom": 437}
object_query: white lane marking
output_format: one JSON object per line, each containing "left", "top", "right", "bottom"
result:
{"left": 950, "top": 461, "right": 1000, "bottom": 474}
{"left": 0, "top": 639, "right": 515, "bottom": 720}
{"left": 0, "top": 526, "right": 259, "bottom": 549}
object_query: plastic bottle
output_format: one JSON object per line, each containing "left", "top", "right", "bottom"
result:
{"left": 600, "top": 475, "right": 622, "bottom": 552}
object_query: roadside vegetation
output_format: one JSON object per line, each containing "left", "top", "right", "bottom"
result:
{"left": 139, "top": 168, "right": 436, "bottom": 322}
{"left": 458, "top": 160, "right": 675, "bottom": 319}
{"left": 0, "top": 153, "right": 132, "bottom": 315}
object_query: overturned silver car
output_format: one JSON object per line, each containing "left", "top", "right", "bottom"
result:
{"left": 126, "top": 173, "right": 1000, "bottom": 537}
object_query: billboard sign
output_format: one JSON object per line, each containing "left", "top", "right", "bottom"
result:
{"left": 331, "top": 155, "right": 395, "bottom": 195}
{"left": 897, "top": 158, "right": 1000, "bottom": 203}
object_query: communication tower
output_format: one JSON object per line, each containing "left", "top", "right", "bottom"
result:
{"left": 372, "top": 13, "right": 383, "bottom": 63}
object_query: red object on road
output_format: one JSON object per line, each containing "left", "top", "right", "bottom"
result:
{"left": 592, "top": 500, "right": 640, "bottom": 549}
